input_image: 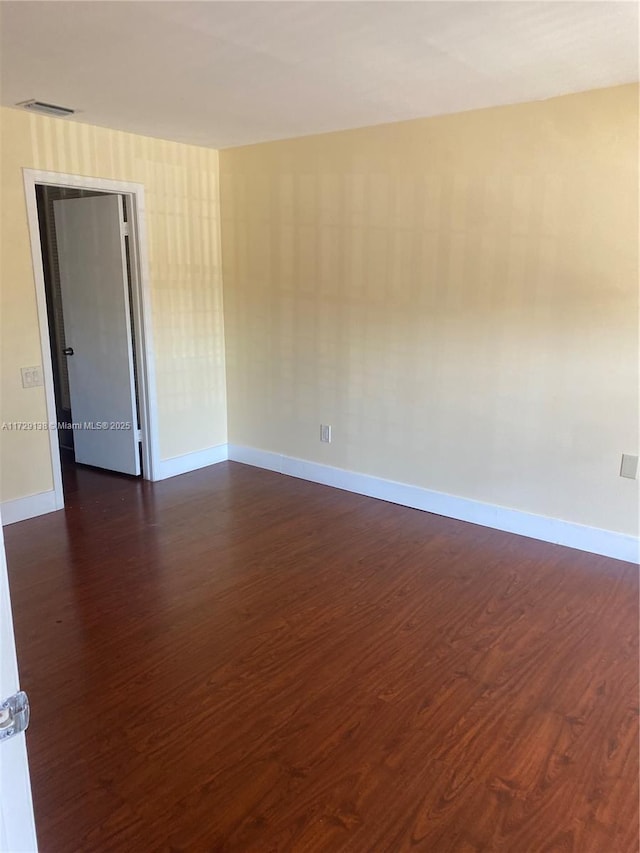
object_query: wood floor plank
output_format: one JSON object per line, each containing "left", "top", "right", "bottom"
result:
{"left": 4, "top": 461, "right": 638, "bottom": 852}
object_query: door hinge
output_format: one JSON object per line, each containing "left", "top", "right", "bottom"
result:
{"left": 122, "top": 223, "right": 130, "bottom": 237}
{"left": 0, "top": 691, "right": 30, "bottom": 742}
{"left": 136, "top": 428, "right": 142, "bottom": 442}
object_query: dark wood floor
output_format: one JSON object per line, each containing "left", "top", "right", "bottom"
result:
{"left": 4, "top": 461, "right": 638, "bottom": 852}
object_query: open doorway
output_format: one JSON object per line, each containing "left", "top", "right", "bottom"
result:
{"left": 36, "top": 185, "right": 142, "bottom": 488}
{"left": 23, "top": 170, "right": 160, "bottom": 509}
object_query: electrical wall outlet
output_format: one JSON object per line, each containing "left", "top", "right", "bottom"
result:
{"left": 620, "top": 453, "right": 639, "bottom": 480}
{"left": 320, "top": 424, "right": 332, "bottom": 443}
{"left": 21, "top": 366, "right": 43, "bottom": 388}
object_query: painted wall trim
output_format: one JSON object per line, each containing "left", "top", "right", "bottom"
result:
{"left": 1, "top": 489, "right": 63, "bottom": 526}
{"left": 227, "top": 445, "right": 639, "bottom": 564}
{"left": 155, "top": 443, "right": 229, "bottom": 481}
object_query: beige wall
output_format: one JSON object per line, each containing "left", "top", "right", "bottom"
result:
{"left": 0, "top": 107, "right": 227, "bottom": 502}
{"left": 220, "top": 84, "right": 639, "bottom": 536}
{"left": 2, "top": 86, "right": 637, "bottom": 536}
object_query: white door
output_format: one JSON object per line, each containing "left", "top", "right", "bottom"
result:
{"left": 54, "top": 195, "right": 141, "bottom": 475}
{"left": 0, "top": 513, "right": 38, "bottom": 852}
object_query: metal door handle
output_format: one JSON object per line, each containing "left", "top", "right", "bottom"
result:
{"left": 0, "top": 691, "right": 30, "bottom": 741}
{"left": 63, "top": 347, "right": 74, "bottom": 356}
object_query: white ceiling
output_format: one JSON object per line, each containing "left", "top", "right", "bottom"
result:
{"left": 0, "top": 1, "right": 637, "bottom": 149}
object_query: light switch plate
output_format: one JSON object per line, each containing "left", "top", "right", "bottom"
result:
{"left": 620, "top": 453, "right": 639, "bottom": 480}
{"left": 21, "top": 366, "right": 43, "bottom": 388}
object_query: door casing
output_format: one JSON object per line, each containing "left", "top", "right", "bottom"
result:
{"left": 23, "top": 169, "right": 161, "bottom": 509}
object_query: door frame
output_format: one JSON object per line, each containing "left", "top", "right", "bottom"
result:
{"left": 0, "top": 506, "right": 38, "bottom": 852}
{"left": 23, "top": 169, "right": 160, "bottom": 505}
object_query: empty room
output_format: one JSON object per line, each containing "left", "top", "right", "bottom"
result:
{"left": 0, "top": 2, "right": 638, "bottom": 851}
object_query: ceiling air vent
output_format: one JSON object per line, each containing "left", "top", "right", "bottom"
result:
{"left": 15, "top": 100, "right": 75, "bottom": 118}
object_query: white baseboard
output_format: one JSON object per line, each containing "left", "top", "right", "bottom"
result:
{"left": 227, "top": 445, "right": 639, "bottom": 564}
{"left": 1, "top": 444, "right": 231, "bottom": 522}
{"left": 154, "top": 443, "right": 229, "bottom": 481}
{"left": 3, "top": 444, "right": 637, "bottom": 563}
{"left": 1, "top": 489, "right": 63, "bottom": 525}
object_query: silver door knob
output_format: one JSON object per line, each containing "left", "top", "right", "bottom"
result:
{"left": 0, "top": 691, "right": 30, "bottom": 741}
